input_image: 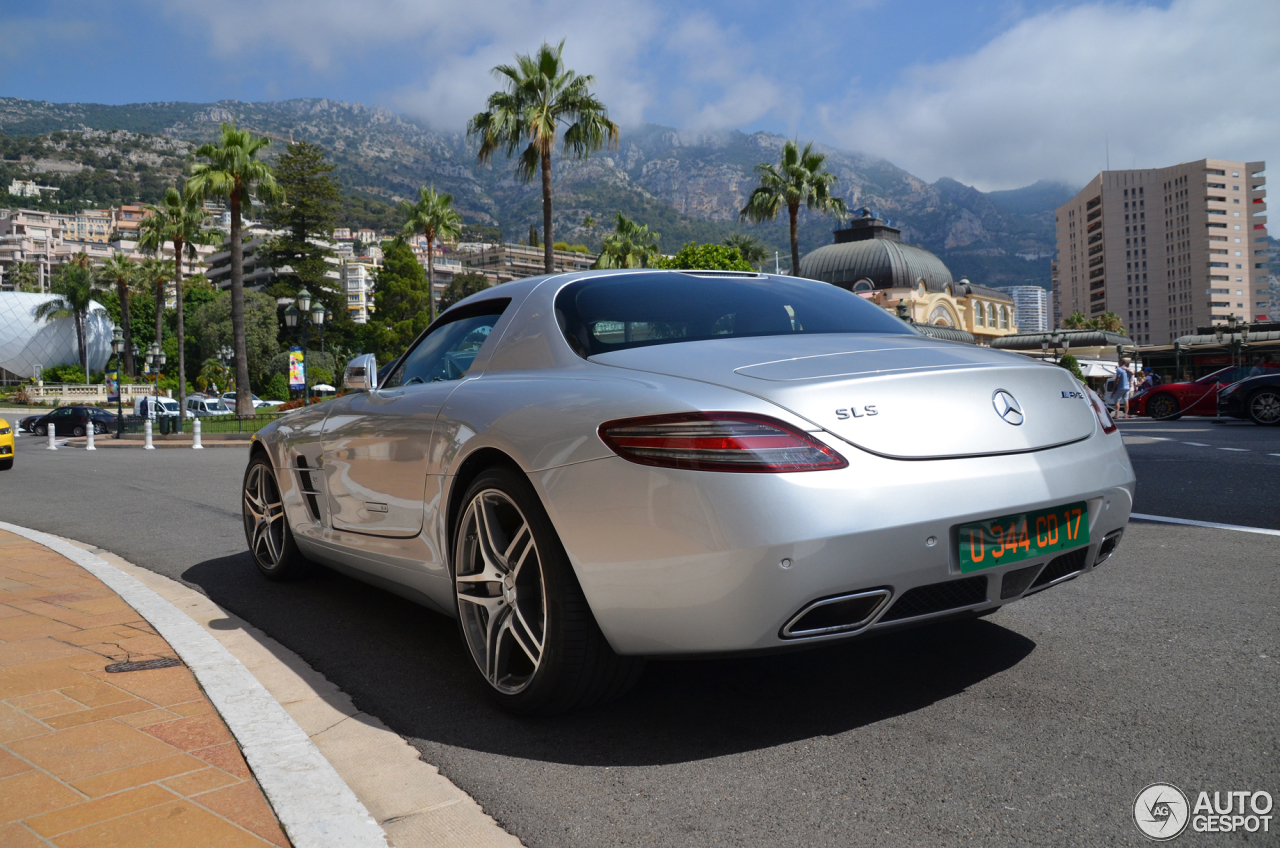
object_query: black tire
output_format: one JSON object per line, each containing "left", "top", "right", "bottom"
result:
{"left": 1146, "top": 393, "right": 1181, "bottom": 421}
{"left": 1247, "top": 389, "right": 1280, "bottom": 426}
{"left": 34, "top": 424, "right": 47, "bottom": 437}
{"left": 452, "top": 466, "right": 643, "bottom": 715}
{"left": 241, "top": 453, "right": 311, "bottom": 580}
{"left": 0, "top": 458, "right": 12, "bottom": 471}
{"left": 93, "top": 422, "right": 106, "bottom": 435}
{"left": 72, "top": 425, "right": 86, "bottom": 437}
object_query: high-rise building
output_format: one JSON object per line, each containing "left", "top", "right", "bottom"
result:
{"left": 1009, "top": 286, "right": 1051, "bottom": 333}
{"left": 1054, "top": 159, "right": 1267, "bottom": 344}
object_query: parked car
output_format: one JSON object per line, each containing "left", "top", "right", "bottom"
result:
{"left": 222, "top": 391, "right": 283, "bottom": 409}
{"left": 133, "top": 396, "right": 183, "bottom": 419}
{"left": 1131, "top": 364, "right": 1280, "bottom": 420}
{"left": 186, "top": 395, "right": 232, "bottom": 417}
{"left": 244, "top": 270, "right": 1135, "bottom": 715}
{"left": 21, "top": 406, "right": 117, "bottom": 437}
{"left": 0, "top": 416, "right": 13, "bottom": 470}
{"left": 1218, "top": 371, "right": 1280, "bottom": 425}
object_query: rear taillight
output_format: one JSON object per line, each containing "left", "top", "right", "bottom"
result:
{"left": 599, "top": 412, "right": 848, "bottom": 473}
{"left": 1084, "top": 387, "right": 1117, "bottom": 434}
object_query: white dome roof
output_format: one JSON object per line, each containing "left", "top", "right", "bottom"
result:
{"left": 0, "top": 292, "right": 114, "bottom": 378}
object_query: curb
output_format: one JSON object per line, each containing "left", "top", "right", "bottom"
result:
{"left": 0, "top": 520, "right": 390, "bottom": 848}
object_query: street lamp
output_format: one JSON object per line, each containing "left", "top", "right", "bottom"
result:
{"left": 283, "top": 288, "right": 326, "bottom": 405}
{"left": 895, "top": 300, "right": 910, "bottom": 322}
{"left": 143, "top": 341, "right": 167, "bottom": 431}
{"left": 110, "top": 327, "right": 125, "bottom": 437}
{"left": 130, "top": 343, "right": 140, "bottom": 378}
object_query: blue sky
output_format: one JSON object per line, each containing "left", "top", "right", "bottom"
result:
{"left": 2, "top": 0, "right": 1276, "bottom": 190}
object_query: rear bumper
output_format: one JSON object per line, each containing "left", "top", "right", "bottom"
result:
{"left": 535, "top": 428, "right": 1135, "bottom": 656}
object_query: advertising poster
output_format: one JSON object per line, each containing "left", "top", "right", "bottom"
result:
{"left": 288, "top": 347, "right": 306, "bottom": 389}
{"left": 105, "top": 370, "right": 118, "bottom": 403}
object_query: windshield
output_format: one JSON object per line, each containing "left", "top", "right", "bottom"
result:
{"left": 555, "top": 272, "right": 914, "bottom": 356}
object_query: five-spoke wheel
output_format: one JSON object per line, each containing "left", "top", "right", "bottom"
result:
{"left": 1249, "top": 389, "right": 1280, "bottom": 426}
{"left": 452, "top": 467, "right": 642, "bottom": 714}
{"left": 1146, "top": 393, "right": 1181, "bottom": 421}
{"left": 242, "top": 454, "right": 308, "bottom": 579}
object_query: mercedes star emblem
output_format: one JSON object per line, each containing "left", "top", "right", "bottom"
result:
{"left": 992, "top": 390, "right": 1024, "bottom": 425}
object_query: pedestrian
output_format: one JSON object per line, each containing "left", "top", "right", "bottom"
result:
{"left": 1112, "top": 358, "right": 1132, "bottom": 418}
{"left": 1140, "top": 366, "right": 1157, "bottom": 391}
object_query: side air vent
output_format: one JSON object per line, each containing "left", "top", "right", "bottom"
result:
{"left": 1029, "top": 547, "right": 1089, "bottom": 590}
{"left": 781, "top": 589, "right": 891, "bottom": 639}
{"left": 295, "top": 455, "right": 322, "bottom": 522}
{"left": 879, "top": 575, "right": 988, "bottom": 623}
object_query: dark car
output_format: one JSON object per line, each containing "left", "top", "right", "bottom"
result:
{"left": 1131, "top": 363, "right": 1280, "bottom": 420}
{"left": 21, "top": 406, "right": 117, "bottom": 437}
{"left": 1218, "top": 371, "right": 1280, "bottom": 426}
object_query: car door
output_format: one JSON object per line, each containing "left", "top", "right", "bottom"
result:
{"left": 321, "top": 300, "right": 510, "bottom": 537}
{"left": 43, "top": 407, "right": 75, "bottom": 435}
{"left": 1188, "top": 368, "right": 1245, "bottom": 415}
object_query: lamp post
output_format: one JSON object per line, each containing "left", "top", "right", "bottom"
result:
{"left": 1051, "top": 331, "right": 1063, "bottom": 361}
{"left": 895, "top": 300, "right": 910, "bottom": 322}
{"left": 110, "top": 327, "right": 125, "bottom": 437}
{"left": 284, "top": 287, "right": 327, "bottom": 405}
{"left": 1174, "top": 340, "right": 1183, "bottom": 382}
{"left": 143, "top": 341, "right": 167, "bottom": 432}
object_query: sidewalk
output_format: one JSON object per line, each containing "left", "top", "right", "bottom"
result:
{"left": 0, "top": 529, "right": 289, "bottom": 847}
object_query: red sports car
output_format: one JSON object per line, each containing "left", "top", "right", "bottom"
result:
{"left": 1132, "top": 364, "right": 1280, "bottom": 420}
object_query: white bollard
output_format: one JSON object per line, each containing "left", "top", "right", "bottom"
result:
{"left": 46, "top": 423, "right": 57, "bottom": 450}
{"left": 85, "top": 425, "right": 96, "bottom": 451}
{"left": 192, "top": 418, "right": 203, "bottom": 449}
{"left": 144, "top": 418, "right": 154, "bottom": 450}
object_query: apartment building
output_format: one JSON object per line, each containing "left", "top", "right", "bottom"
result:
{"left": 8, "top": 180, "right": 59, "bottom": 199}
{"left": 1054, "top": 158, "right": 1268, "bottom": 344}
{"left": 461, "top": 243, "right": 597, "bottom": 283}
{"left": 53, "top": 209, "right": 112, "bottom": 244}
{"left": 0, "top": 210, "right": 64, "bottom": 291}
{"left": 112, "top": 205, "right": 152, "bottom": 238}
{"left": 1009, "top": 285, "right": 1051, "bottom": 333}
{"left": 343, "top": 260, "right": 375, "bottom": 323}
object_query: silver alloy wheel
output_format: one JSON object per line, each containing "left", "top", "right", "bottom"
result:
{"left": 455, "top": 489, "right": 547, "bottom": 695}
{"left": 243, "top": 463, "right": 286, "bottom": 569}
{"left": 1251, "top": 391, "right": 1280, "bottom": 424}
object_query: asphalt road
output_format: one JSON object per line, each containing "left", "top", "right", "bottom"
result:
{"left": 2, "top": 430, "right": 1277, "bottom": 847}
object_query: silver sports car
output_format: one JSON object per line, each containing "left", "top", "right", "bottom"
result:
{"left": 243, "top": 270, "right": 1135, "bottom": 714}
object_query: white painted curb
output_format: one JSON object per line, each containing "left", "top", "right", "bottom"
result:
{"left": 1129, "top": 513, "right": 1280, "bottom": 537}
{"left": 0, "top": 520, "right": 390, "bottom": 848}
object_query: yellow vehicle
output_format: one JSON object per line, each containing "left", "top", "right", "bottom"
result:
{"left": 0, "top": 416, "right": 13, "bottom": 470}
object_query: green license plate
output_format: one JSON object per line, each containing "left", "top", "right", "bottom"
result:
{"left": 957, "top": 501, "right": 1089, "bottom": 573}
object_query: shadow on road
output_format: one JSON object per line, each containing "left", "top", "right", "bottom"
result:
{"left": 184, "top": 554, "right": 1035, "bottom": 767}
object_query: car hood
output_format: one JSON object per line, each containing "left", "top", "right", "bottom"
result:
{"left": 590, "top": 334, "right": 1098, "bottom": 459}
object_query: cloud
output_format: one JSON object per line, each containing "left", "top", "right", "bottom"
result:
{"left": 822, "top": 0, "right": 1280, "bottom": 189}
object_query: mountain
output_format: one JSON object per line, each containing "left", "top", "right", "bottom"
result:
{"left": 0, "top": 97, "right": 1073, "bottom": 287}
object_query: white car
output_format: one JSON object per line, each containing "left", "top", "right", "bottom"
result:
{"left": 222, "top": 391, "right": 283, "bottom": 409}
{"left": 186, "top": 396, "right": 231, "bottom": 417}
{"left": 133, "top": 396, "right": 182, "bottom": 419}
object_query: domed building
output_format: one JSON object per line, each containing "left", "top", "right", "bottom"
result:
{"left": 0, "top": 292, "right": 112, "bottom": 381}
{"left": 799, "top": 210, "right": 1017, "bottom": 345}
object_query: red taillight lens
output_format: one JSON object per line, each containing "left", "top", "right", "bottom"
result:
{"left": 1084, "top": 387, "right": 1117, "bottom": 434}
{"left": 598, "top": 412, "right": 848, "bottom": 473}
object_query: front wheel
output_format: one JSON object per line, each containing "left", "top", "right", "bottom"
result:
{"left": 242, "top": 454, "right": 310, "bottom": 580}
{"left": 452, "top": 467, "right": 643, "bottom": 715}
{"left": 1248, "top": 389, "right": 1280, "bottom": 426}
{"left": 72, "top": 425, "right": 86, "bottom": 437}
{"left": 35, "top": 424, "right": 47, "bottom": 437}
{"left": 0, "top": 458, "right": 12, "bottom": 471}
{"left": 1146, "top": 393, "right": 1181, "bottom": 421}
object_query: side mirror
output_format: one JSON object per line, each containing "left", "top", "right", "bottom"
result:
{"left": 343, "top": 353, "right": 377, "bottom": 391}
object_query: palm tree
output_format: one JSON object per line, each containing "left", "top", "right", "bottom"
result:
{"left": 468, "top": 40, "right": 618, "bottom": 275}
{"left": 723, "top": 233, "right": 769, "bottom": 270}
{"left": 8, "top": 261, "right": 41, "bottom": 293}
{"left": 740, "top": 140, "right": 848, "bottom": 276}
{"left": 139, "top": 187, "right": 218, "bottom": 425}
{"left": 592, "top": 213, "right": 661, "bottom": 269}
{"left": 138, "top": 256, "right": 174, "bottom": 353}
{"left": 187, "top": 122, "right": 282, "bottom": 418}
{"left": 400, "top": 186, "right": 464, "bottom": 322}
{"left": 34, "top": 260, "right": 107, "bottom": 379}
{"left": 98, "top": 254, "right": 137, "bottom": 375}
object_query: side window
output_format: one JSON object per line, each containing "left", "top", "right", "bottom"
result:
{"left": 382, "top": 301, "right": 509, "bottom": 389}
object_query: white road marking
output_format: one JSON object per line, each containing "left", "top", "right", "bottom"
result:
{"left": 1183, "top": 442, "right": 1210, "bottom": 446}
{"left": 1130, "top": 513, "right": 1280, "bottom": 537}
{"left": 1271, "top": 453, "right": 1280, "bottom": 458}
{"left": 1219, "top": 447, "right": 1249, "bottom": 452}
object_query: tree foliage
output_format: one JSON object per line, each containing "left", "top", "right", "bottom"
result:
{"left": 593, "top": 213, "right": 661, "bottom": 269}
{"left": 468, "top": 39, "right": 618, "bottom": 273}
{"left": 34, "top": 261, "right": 107, "bottom": 375}
{"left": 1061, "top": 310, "right": 1126, "bottom": 335}
{"left": 655, "top": 243, "right": 753, "bottom": 272}
{"left": 438, "top": 273, "right": 492, "bottom": 313}
{"left": 723, "top": 233, "right": 769, "bottom": 269}
{"left": 1058, "top": 352, "right": 1085, "bottom": 381}
{"left": 371, "top": 238, "right": 431, "bottom": 364}
{"left": 400, "top": 185, "right": 464, "bottom": 321}
{"left": 741, "top": 140, "right": 847, "bottom": 275}
{"left": 187, "top": 291, "right": 281, "bottom": 391}
{"left": 264, "top": 141, "right": 341, "bottom": 299}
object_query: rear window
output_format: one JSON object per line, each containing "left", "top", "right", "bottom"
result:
{"left": 554, "top": 272, "right": 914, "bottom": 356}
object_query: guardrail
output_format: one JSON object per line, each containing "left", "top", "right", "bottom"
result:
{"left": 28, "top": 384, "right": 165, "bottom": 404}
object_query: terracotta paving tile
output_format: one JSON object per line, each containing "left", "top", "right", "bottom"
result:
{"left": 142, "top": 712, "right": 233, "bottom": 752}
{"left": 0, "top": 600, "right": 28, "bottom": 617}
{"left": 59, "top": 625, "right": 146, "bottom": 648}
{"left": 43, "top": 698, "right": 152, "bottom": 730}
{"left": 0, "top": 637, "right": 99, "bottom": 669}
{"left": 9, "top": 720, "right": 178, "bottom": 782}
{"left": 0, "top": 661, "right": 94, "bottom": 700}
{"left": 0, "top": 746, "right": 35, "bottom": 778}
{"left": 85, "top": 665, "right": 203, "bottom": 707}
{"left": 53, "top": 799, "right": 276, "bottom": 848}
{"left": 59, "top": 598, "right": 130, "bottom": 616}
{"left": 58, "top": 679, "right": 133, "bottom": 709}
{"left": 192, "top": 742, "right": 252, "bottom": 780}
{"left": 0, "top": 614, "right": 78, "bottom": 642}
{"left": 7, "top": 690, "right": 65, "bottom": 709}
{"left": 34, "top": 590, "right": 104, "bottom": 606}
{"left": 168, "top": 699, "right": 213, "bottom": 718}
{"left": 71, "top": 643, "right": 133, "bottom": 662}
{"left": 162, "top": 766, "right": 240, "bottom": 797}
{"left": 0, "top": 822, "right": 46, "bottom": 847}
{"left": 195, "top": 780, "right": 290, "bottom": 848}
{"left": 0, "top": 770, "right": 84, "bottom": 823}
{"left": 0, "top": 703, "right": 49, "bottom": 744}
{"left": 107, "top": 634, "right": 175, "bottom": 657}
{"left": 72, "top": 753, "right": 206, "bottom": 798}
{"left": 25, "top": 783, "right": 177, "bottom": 837}
{"left": 115, "top": 708, "right": 179, "bottom": 728}
{"left": 24, "top": 697, "right": 87, "bottom": 720}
